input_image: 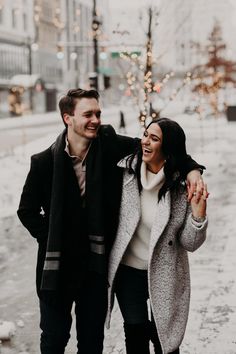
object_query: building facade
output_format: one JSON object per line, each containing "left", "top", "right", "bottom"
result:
{"left": 0, "top": 0, "right": 34, "bottom": 116}
{"left": 59, "top": 0, "right": 94, "bottom": 89}
{"left": 58, "top": 0, "right": 111, "bottom": 91}
{"left": 0, "top": 0, "right": 101, "bottom": 117}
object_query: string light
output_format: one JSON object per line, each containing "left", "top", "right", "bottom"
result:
{"left": 191, "top": 22, "right": 236, "bottom": 117}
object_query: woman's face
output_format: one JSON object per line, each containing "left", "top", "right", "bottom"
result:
{"left": 141, "top": 123, "right": 165, "bottom": 170}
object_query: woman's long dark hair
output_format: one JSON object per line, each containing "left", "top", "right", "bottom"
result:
{"left": 127, "top": 117, "right": 188, "bottom": 201}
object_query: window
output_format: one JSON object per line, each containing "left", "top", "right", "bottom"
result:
{"left": 12, "top": 9, "right": 16, "bottom": 28}
{"left": 23, "top": 13, "right": 27, "bottom": 31}
{"left": 0, "top": 7, "right": 3, "bottom": 24}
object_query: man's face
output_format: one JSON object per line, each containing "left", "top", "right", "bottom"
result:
{"left": 65, "top": 97, "right": 101, "bottom": 140}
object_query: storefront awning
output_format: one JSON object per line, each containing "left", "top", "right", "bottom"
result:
{"left": 10, "top": 74, "right": 42, "bottom": 88}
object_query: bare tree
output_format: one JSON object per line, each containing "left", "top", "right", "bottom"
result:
{"left": 191, "top": 20, "right": 236, "bottom": 117}
{"left": 113, "top": 6, "right": 194, "bottom": 126}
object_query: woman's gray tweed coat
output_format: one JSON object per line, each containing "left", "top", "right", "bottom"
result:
{"left": 106, "top": 157, "right": 208, "bottom": 354}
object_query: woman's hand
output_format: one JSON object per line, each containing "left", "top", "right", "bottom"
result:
{"left": 188, "top": 179, "right": 209, "bottom": 220}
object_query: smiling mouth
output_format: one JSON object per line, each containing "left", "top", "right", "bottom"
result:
{"left": 143, "top": 147, "right": 152, "bottom": 153}
{"left": 87, "top": 126, "right": 97, "bottom": 131}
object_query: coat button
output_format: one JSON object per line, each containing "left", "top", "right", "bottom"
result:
{"left": 168, "top": 240, "right": 173, "bottom": 246}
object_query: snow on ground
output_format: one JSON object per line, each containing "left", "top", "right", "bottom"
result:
{"left": 0, "top": 133, "right": 59, "bottom": 219}
{"left": 0, "top": 105, "right": 140, "bottom": 219}
{"left": 0, "top": 111, "right": 236, "bottom": 353}
{"left": 0, "top": 321, "right": 16, "bottom": 341}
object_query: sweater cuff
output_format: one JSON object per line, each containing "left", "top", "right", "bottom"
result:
{"left": 191, "top": 214, "right": 207, "bottom": 227}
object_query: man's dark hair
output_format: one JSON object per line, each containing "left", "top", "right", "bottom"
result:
{"left": 59, "top": 88, "right": 100, "bottom": 126}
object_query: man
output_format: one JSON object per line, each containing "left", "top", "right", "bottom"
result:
{"left": 17, "top": 88, "right": 204, "bottom": 354}
{"left": 119, "top": 110, "right": 126, "bottom": 133}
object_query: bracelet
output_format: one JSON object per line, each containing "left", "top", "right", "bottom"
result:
{"left": 192, "top": 215, "right": 206, "bottom": 223}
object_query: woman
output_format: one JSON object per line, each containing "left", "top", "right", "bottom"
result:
{"left": 106, "top": 118, "right": 208, "bottom": 354}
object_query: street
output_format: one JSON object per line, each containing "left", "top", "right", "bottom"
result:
{"left": 0, "top": 110, "right": 236, "bottom": 353}
{"left": 0, "top": 105, "right": 139, "bottom": 156}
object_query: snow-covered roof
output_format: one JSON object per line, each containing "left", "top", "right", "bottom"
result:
{"left": 10, "top": 74, "right": 42, "bottom": 88}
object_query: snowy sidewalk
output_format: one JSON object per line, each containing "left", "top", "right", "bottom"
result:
{"left": 103, "top": 116, "right": 236, "bottom": 354}
{"left": 0, "top": 114, "right": 236, "bottom": 353}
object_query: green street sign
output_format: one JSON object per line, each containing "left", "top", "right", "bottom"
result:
{"left": 98, "top": 67, "right": 113, "bottom": 75}
{"left": 111, "top": 51, "right": 141, "bottom": 58}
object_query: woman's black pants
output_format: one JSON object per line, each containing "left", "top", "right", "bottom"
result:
{"left": 115, "top": 264, "right": 180, "bottom": 354}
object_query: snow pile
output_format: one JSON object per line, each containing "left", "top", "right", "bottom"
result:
{"left": 0, "top": 320, "right": 16, "bottom": 340}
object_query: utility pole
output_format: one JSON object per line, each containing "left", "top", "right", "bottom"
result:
{"left": 91, "top": 0, "right": 99, "bottom": 90}
{"left": 27, "top": 37, "right": 33, "bottom": 112}
{"left": 145, "top": 7, "right": 153, "bottom": 79}
{"left": 144, "top": 7, "right": 153, "bottom": 120}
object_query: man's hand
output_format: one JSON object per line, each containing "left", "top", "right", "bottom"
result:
{"left": 186, "top": 170, "right": 204, "bottom": 202}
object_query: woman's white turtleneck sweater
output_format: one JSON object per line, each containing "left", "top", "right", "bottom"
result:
{"left": 121, "top": 161, "right": 165, "bottom": 269}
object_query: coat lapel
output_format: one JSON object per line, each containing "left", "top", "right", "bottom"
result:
{"left": 109, "top": 169, "right": 140, "bottom": 270}
{"left": 149, "top": 191, "right": 171, "bottom": 253}
{"left": 121, "top": 170, "right": 141, "bottom": 238}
